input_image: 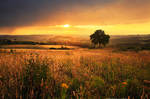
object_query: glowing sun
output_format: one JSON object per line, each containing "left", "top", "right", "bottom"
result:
{"left": 63, "top": 24, "right": 70, "bottom": 28}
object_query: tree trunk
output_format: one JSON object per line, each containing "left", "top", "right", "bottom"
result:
{"left": 98, "top": 43, "right": 102, "bottom": 48}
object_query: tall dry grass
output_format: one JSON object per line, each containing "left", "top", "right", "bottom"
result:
{"left": 0, "top": 49, "right": 150, "bottom": 98}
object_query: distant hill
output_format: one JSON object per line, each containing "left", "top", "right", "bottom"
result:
{"left": 0, "top": 34, "right": 150, "bottom": 50}
{"left": 0, "top": 35, "right": 52, "bottom": 42}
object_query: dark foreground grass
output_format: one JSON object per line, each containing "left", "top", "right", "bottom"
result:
{"left": 0, "top": 53, "right": 150, "bottom": 99}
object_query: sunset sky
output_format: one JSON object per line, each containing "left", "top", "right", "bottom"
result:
{"left": 0, "top": 0, "right": 150, "bottom": 35}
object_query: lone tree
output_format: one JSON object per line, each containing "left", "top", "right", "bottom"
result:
{"left": 90, "top": 29, "right": 110, "bottom": 48}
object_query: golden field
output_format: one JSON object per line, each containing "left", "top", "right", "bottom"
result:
{"left": 0, "top": 48, "right": 150, "bottom": 98}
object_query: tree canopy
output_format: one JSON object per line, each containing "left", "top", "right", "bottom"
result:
{"left": 90, "top": 29, "right": 110, "bottom": 48}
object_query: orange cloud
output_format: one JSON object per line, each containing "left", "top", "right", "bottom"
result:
{"left": 10, "top": 22, "right": 150, "bottom": 35}
{"left": 0, "top": 0, "right": 150, "bottom": 35}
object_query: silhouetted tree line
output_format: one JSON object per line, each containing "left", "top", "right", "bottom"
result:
{"left": 0, "top": 39, "right": 12, "bottom": 45}
{"left": 0, "top": 39, "right": 39, "bottom": 45}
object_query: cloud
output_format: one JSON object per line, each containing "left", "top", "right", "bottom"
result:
{"left": 0, "top": 0, "right": 150, "bottom": 34}
{"left": 0, "top": 0, "right": 114, "bottom": 27}
{"left": 57, "top": 0, "right": 150, "bottom": 25}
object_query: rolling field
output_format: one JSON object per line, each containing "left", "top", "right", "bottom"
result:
{"left": 1, "top": 0, "right": 150, "bottom": 98}
{"left": 0, "top": 45, "right": 79, "bottom": 50}
{"left": 0, "top": 48, "right": 150, "bottom": 98}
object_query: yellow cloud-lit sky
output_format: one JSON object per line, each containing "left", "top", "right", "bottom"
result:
{"left": 0, "top": 0, "right": 150, "bottom": 35}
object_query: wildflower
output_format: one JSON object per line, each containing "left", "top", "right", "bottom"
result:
{"left": 122, "top": 82, "right": 127, "bottom": 85}
{"left": 122, "top": 82, "right": 127, "bottom": 87}
{"left": 61, "top": 83, "right": 69, "bottom": 89}
{"left": 45, "top": 85, "right": 48, "bottom": 89}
